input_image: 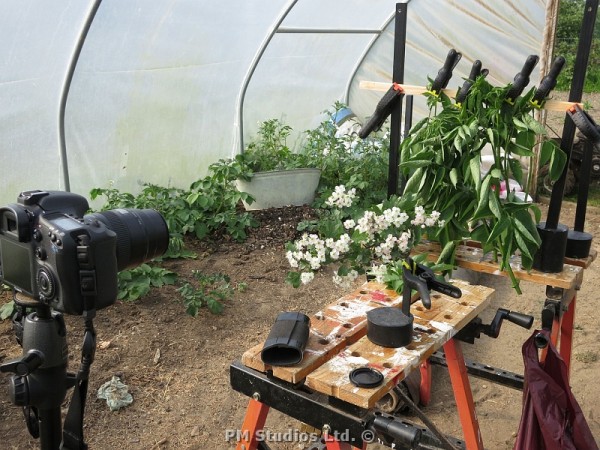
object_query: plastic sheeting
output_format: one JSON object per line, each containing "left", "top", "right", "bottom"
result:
{"left": 0, "top": 0, "right": 549, "bottom": 206}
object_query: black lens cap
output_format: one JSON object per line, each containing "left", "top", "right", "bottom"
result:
{"left": 349, "top": 367, "right": 384, "bottom": 388}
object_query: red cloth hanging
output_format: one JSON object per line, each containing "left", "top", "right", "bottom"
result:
{"left": 513, "top": 330, "right": 598, "bottom": 450}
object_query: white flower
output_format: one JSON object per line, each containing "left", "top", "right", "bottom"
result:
{"left": 300, "top": 272, "right": 315, "bottom": 284}
{"left": 343, "top": 219, "right": 356, "bottom": 229}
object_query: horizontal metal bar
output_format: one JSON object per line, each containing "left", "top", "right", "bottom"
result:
{"left": 277, "top": 27, "right": 382, "bottom": 34}
{"left": 429, "top": 351, "right": 524, "bottom": 390}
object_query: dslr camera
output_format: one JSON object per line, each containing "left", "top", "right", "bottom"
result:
{"left": 0, "top": 190, "right": 169, "bottom": 315}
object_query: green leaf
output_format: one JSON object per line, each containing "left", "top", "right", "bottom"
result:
{"left": 436, "top": 241, "right": 456, "bottom": 265}
{"left": 470, "top": 224, "right": 490, "bottom": 245}
{"left": 449, "top": 167, "right": 458, "bottom": 187}
{"left": 474, "top": 174, "right": 492, "bottom": 216}
{"left": 469, "top": 156, "right": 481, "bottom": 190}
{"left": 400, "top": 160, "right": 432, "bottom": 169}
{"left": 549, "top": 147, "right": 568, "bottom": 181}
{"left": 488, "top": 192, "right": 502, "bottom": 219}
{"left": 508, "top": 158, "right": 524, "bottom": 186}
{"left": 539, "top": 140, "right": 557, "bottom": 166}
{"left": 486, "top": 216, "right": 511, "bottom": 245}
{"left": 0, "top": 301, "right": 15, "bottom": 320}
{"left": 512, "top": 217, "right": 540, "bottom": 245}
{"left": 403, "top": 167, "right": 426, "bottom": 194}
{"left": 522, "top": 113, "right": 547, "bottom": 135}
{"left": 286, "top": 271, "right": 301, "bottom": 288}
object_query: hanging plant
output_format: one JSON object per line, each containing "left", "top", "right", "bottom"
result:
{"left": 398, "top": 75, "right": 567, "bottom": 292}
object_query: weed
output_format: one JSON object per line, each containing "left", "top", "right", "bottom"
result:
{"left": 177, "top": 271, "right": 237, "bottom": 316}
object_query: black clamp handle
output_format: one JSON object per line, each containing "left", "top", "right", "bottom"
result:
{"left": 531, "top": 56, "right": 566, "bottom": 107}
{"left": 506, "top": 54, "right": 539, "bottom": 103}
{"left": 358, "top": 83, "right": 404, "bottom": 139}
{"left": 567, "top": 103, "right": 600, "bottom": 146}
{"left": 430, "top": 49, "right": 462, "bottom": 95}
{"left": 455, "top": 60, "right": 488, "bottom": 105}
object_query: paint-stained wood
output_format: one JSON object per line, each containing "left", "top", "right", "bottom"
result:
{"left": 304, "top": 281, "right": 494, "bottom": 408}
{"left": 413, "top": 241, "right": 584, "bottom": 290}
{"left": 242, "top": 282, "right": 408, "bottom": 383}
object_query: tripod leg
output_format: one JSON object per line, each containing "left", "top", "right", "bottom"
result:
{"left": 38, "top": 408, "right": 62, "bottom": 450}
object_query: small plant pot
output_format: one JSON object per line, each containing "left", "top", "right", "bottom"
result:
{"left": 236, "top": 168, "right": 320, "bottom": 210}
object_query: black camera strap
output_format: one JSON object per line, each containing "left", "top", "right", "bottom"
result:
{"left": 62, "top": 235, "right": 98, "bottom": 450}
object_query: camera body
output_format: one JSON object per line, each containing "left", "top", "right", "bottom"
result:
{"left": 0, "top": 190, "right": 168, "bottom": 315}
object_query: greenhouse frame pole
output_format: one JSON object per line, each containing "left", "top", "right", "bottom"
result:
{"left": 58, "top": 0, "right": 102, "bottom": 192}
{"left": 236, "top": 4, "right": 387, "bottom": 154}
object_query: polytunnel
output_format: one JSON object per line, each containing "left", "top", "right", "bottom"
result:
{"left": 0, "top": 0, "right": 555, "bottom": 206}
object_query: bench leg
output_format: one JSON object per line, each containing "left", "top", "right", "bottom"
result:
{"left": 419, "top": 360, "right": 432, "bottom": 406}
{"left": 559, "top": 295, "right": 576, "bottom": 376}
{"left": 444, "top": 339, "right": 484, "bottom": 450}
{"left": 237, "top": 398, "right": 270, "bottom": 450}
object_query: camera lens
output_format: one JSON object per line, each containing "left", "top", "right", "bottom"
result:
{"left": 85, "top": 209, "right": 169, "bottom": 270}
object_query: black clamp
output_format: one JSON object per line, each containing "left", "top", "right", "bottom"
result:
{"left": 455, "top": 60, "right": 488, "bottom": 107}
{"left": 429, "top": 49, "right": 462, "bottom": 96}
{"left": 531, "top": 56, "right": 565, "bottom": 108}
{"left": 402, "top": 257, "right": 462, "bottom": 313}
{"left": 567, "top": 103, "right": 600, "bottom": 146}
{"left": 505, "top": 54, "right": 539, "bottom": 104}
{"left": 358, "top": 83, "right": 405, "bottom": 139}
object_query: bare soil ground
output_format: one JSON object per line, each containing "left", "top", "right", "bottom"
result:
{"left": 1, "top": 200, "right": 599, "bottom": 450}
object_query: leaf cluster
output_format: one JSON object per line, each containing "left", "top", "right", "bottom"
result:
{"left": 177, "top": 271, "right": 238, "bottom": 315}
{"left": 117, "top": 264, "right": 178, "bottom": 301}
{"left": 399, "top": 76, "right": 567, "bottom": 292}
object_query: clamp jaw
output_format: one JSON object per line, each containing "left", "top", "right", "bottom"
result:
{"left": 401, "top": 257, "right": 462, "bottom": 315}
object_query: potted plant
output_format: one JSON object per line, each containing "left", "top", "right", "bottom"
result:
{"left": 233, "top": 119, "right": 321, "bottom": 210}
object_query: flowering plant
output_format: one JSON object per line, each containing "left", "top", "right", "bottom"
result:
{"left": 285, "top": 185, "right": 451, "bottom": 293}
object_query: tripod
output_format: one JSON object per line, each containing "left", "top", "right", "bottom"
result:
{"left": 0, "top": 293, "right": 96, "bottom": 450}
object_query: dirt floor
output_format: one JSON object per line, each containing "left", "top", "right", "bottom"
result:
{"left": 0, "top": 199, "right": 599, "bottom": 450}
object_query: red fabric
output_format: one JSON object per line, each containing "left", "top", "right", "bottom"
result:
{"left": 513, "top": 330, "right": 598, "bottom": 450}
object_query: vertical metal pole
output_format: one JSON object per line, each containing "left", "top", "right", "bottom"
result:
{"left": 387, "top": 3, "right": 407, "bottom": 198}
{"left": 545, "top": 0, "right": 598, "bottom": 229}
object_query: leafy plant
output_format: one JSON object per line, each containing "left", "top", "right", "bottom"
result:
{"left": 0, "top": 283, "right": 14, "bottom": 320}
{"left": 177, "top": 271, "right": 236, "bottom": 315}
{"left": 237, "top": 119, "right": 302, "bottom": 173}
{"left": 398, "top": 75, "right": 566, "bottom": 292}
{"left": 300, "top": 102, "right": 390, "bottom": 208}
{"left": 117, "top": 264, "right": 178, "bottom": 301}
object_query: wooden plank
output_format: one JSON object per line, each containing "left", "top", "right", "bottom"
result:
{"left": 359, "top": 81, "right": 583, "bottom": 112}
{"left": 413, "top": 241, "right": 583, "bottom": 290}
{"left": 305, "top": 280, "right": 494, "bottom": 409}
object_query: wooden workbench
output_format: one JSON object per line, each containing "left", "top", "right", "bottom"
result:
{"left": 236, "top": 279, "right": 495, "bottom": 449}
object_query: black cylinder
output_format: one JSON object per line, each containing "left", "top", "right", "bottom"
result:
{"left": 261, "top": 312, "right": 310, "bottom": 366}
{"left": 532, "top": 222, "right": 569, "bottom": 273}
{"left": 566, "top": 229, "right": 593, "bottom": 259}
{"left": 367, "top": 307, "right": 413, "bottom": 348}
